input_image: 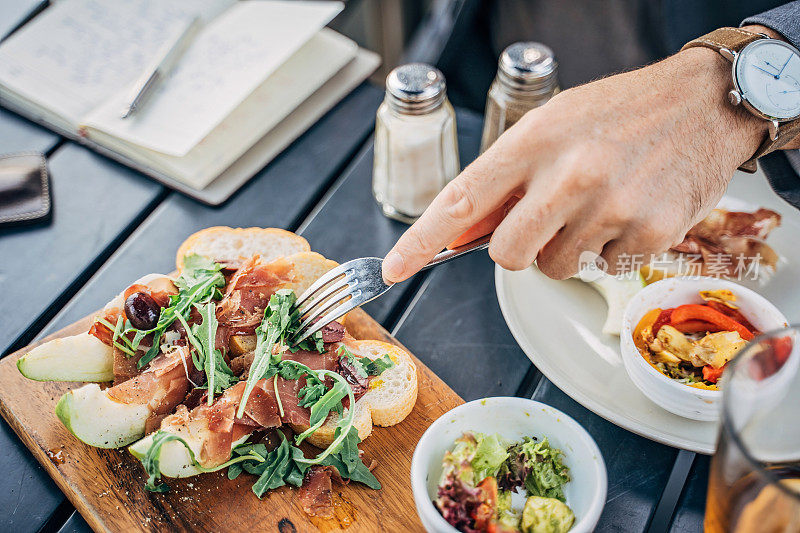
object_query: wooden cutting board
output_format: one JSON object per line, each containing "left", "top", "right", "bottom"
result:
{"left": 0, "top": 308, "right": 463, "bottom": 532}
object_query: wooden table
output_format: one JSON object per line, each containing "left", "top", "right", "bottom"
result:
{"left": 0, "top": 5, "right": 709, "bottom": 532}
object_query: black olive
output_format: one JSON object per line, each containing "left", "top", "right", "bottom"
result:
{"left": 124, "top": 291, "right": 160, "bottom": 330}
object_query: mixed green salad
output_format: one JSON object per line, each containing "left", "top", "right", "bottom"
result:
{"left": 436, "top": 432, "right": 574, "bottom": 533}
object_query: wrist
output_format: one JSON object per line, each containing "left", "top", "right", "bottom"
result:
{"left": 676, "top": 46, "right": 766, "bottom": 169}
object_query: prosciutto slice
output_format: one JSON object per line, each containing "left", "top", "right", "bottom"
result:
{"left": 216, "top": 256, "right": 295, "bottom": 336}
{"left": 277, "top": 348, "right": 341, "bottom": 426}
{"left": 670, "top": 208, "right": 781, "bottom": 276}
{"left": 298, "top": 466, "right": 344, "bottom": 518}
{"left": 107, "top": 346, "right": 191, "bottom": 416}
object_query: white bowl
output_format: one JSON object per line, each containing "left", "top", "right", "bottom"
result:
{"left": 620, "top": 277, "right": 788, "bottom": 421}
{"left": 410, "top": 397, "right": 607, "bottom": 533}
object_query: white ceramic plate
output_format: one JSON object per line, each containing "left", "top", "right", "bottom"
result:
{"left": 495, "top": 170, "right": 800, "bottom": 454}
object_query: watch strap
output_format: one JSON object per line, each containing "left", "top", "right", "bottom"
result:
{"left": 742, "top": 118, "right": 800, "bottom": 172}
{"left": 683, "top": 28, "right": 800, "bottom": 173}
{"left": 681, "top": 27, "right": 762, "bottom": 55}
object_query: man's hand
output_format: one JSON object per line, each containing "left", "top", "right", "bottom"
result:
{"left": 382, "top": 43, "right": 768, "bottom": 283}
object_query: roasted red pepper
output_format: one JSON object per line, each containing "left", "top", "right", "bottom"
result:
{"left": 652, "top": 308, "right": 674, "bottom": 336}
{"left": 704, "top": 300, "right": 759, "bottom": 335}
{"left": 672, "top": 320, "right": 723, "bottom": 335}
{"left": 703, "top": 364, "right": 725, "bottom": 383}
{"left": 670, "top": 304, "right": 754, "bottom": 340}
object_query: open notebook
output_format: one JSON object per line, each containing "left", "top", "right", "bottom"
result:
{"left": 0, "top": 0, "right": 380, "bottom": 204}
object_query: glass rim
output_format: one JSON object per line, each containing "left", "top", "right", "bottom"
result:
{"left": 722, "top": 324, "right": 800, "bottom": 504}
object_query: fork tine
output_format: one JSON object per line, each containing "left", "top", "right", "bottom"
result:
{"left": 293, "top": 261, "right": 352, "bottom": 310}
{"left": 293, "top": 295, "right": 364, "bottom": 345}
{"left": 297, "top": 275, "right": 353, "bottom": 317}
{"left": 295, "top": 289, "right": 356, "bottom": 338}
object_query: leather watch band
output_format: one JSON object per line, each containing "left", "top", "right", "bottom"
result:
{"left": 681, "top": 27, "right": 762, "bottom": 55}
{"left": 682, "top": 27, "right": 800, "bottom": 173}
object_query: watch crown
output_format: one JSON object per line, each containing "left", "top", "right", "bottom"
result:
{"left": 728, "top": 89, "right": 743, "bottom": 106}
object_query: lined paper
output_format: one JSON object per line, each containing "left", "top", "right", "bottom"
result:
{"left": 85, "top": 1, "right": 343, "bottom": 156}
{"left": 0, "top": 0, "right": 232, "bottom": 127}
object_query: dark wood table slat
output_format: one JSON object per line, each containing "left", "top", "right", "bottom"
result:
{"left": 532, "top": 379, "right": 679, "bottom": 533}
{"left": 668, "top": 455, "right": 709, "bottom": 532}
{"left": 0, "top": 0, "right": 46, "bottom": 39}
{"left": 0, "top": 143, "right": 164, "bottom": 355}
{"left": 391, "top": 252, "right": 536, "bottom": 399}
{"left": 0, "top": 423, "right": 65, "bottom": 533}
{"left": 57, "top": 511, "right": 91, "bottom": 533}
{"left": 0, "top": 108, "right": 61, "bottom": 155}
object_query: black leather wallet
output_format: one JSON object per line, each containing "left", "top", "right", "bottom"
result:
{"left": 0, "top": 152, "right": 51, "bottom": 228}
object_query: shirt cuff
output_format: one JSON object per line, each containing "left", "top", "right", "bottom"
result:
{"left": 741, "top": 1, "right": 800, "bottom": 49}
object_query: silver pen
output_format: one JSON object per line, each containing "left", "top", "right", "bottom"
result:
{"left": 121, "top": 17, "right": 202, "bottom": 119}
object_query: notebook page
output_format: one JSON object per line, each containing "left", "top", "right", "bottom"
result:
{"left": 0, "top": 0, "right": 232, "bottom": 129}
{"left": 85, "top": 29, "right": 358, "bottom": 188}
{"left": 84, "top": 1, "right": 343, "bottom": 157}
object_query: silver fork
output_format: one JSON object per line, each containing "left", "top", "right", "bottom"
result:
{"left": 291, "top": 234, "right": 492, "bottom": 344}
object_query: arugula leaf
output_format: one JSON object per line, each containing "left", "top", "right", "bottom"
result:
{"left": 192, "top": 302, "right": 224, "bottom": 403}
{"left": 252, "top": 434, "right": 292, "bottom": 497}
{"left": 285, "top": 445, "right": 309, "bottom": 487}
{"left": 295, "top": 379, "right": 347, "bottom": 445}
{"left": 227, "top": 462, "right": 243, "bottom": 480}
{"left": 137, "top": 431, "right": 264, "bottom": 492}
{"left": 175, "top": 255, "right": 222, "bottom": 291}
{"left": 363, "top": 354, "right": 394, "bottom": 376}
{"left": 297, "top": 380, "right": 327, "bottom": 408}
{"left": 134, "top": 256, "right": 224, "bottom": 369}
{"left": 237, "top": 289, "right": 298, "bottom": 418}
{"left": 337, "top": 345, "right": 368, "bottom": 377}
{"left": 318, "top": 426, "right": 381, "bottom": 490}
{"left": 292, "top": 330, "right": 324, "bottom": 353}
{"left": 337, "top": 345, "right": 394, "bottom": 377}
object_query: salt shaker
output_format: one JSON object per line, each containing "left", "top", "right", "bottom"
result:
{"left": 480, "top": 42, "right": 559, "bottom": 153}
{"left": 373, "top": 63, "right": 459, "bottom": 223}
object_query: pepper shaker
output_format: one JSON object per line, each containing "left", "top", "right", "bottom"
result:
{"left": 373, "top": 63, "right": 459, "bottom": 223}
{"left": 480, "top": 42, "right": 559, "bottom": 153}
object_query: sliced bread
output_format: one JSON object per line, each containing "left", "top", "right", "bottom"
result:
{"left": 176, "top": 227, "right": 310, "bottom": 270}
{"left": 293, "top": 339, "right": 418, "bottom": 448}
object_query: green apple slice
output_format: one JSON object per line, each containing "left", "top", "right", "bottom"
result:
{"left": 18, "top": 333, "right": 113, "bottom": 382}
{"left": 55, "top": 384, "right": 148, "bottom": 448}
{"left": 129, "top": 430, "right": 250, "bottom": 478}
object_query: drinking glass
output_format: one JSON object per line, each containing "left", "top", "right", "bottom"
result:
{"left": 705, "top": 326, "right": 800, "bottom": 532}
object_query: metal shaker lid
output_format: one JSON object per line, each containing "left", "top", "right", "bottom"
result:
{"left": 498, "top": 42, "right": 558, "bottom": 91}
{"left": 385, "top": 63, "right": 447, "bottom": 114}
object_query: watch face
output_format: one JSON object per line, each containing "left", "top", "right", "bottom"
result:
{"left": 735, "top": 39, "right": 800, "bottom": 120}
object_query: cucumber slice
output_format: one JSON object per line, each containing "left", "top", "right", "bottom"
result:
{"left": 56, "top": 384, "right": 148, "bottom": 448}
{"left": 18, "top": 333, "right": 113, "bottom": 382}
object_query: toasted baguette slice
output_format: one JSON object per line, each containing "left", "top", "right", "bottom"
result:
{"left": 176, "top": 227, "right": 310, "bottom": 270}
{"left": 292, "top": 340, "right": 418, "bottom": 448}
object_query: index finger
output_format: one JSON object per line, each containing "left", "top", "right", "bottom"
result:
{"left": 382, "top": 155, "right": 525, "bottom": 283}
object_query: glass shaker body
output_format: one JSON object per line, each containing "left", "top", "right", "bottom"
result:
{"left": 373, "top": 64, "right": 459, "bottom": 223}
{"left": 480, "top": 42, "right": 559, "bottom": 154}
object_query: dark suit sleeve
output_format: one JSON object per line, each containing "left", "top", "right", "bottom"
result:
{"left": 741, "top": 2, "right": 800, "bottom": 208}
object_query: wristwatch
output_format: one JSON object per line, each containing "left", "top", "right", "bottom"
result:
{"left": 682, "top": 27, "right": 800, "bottom": 172}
